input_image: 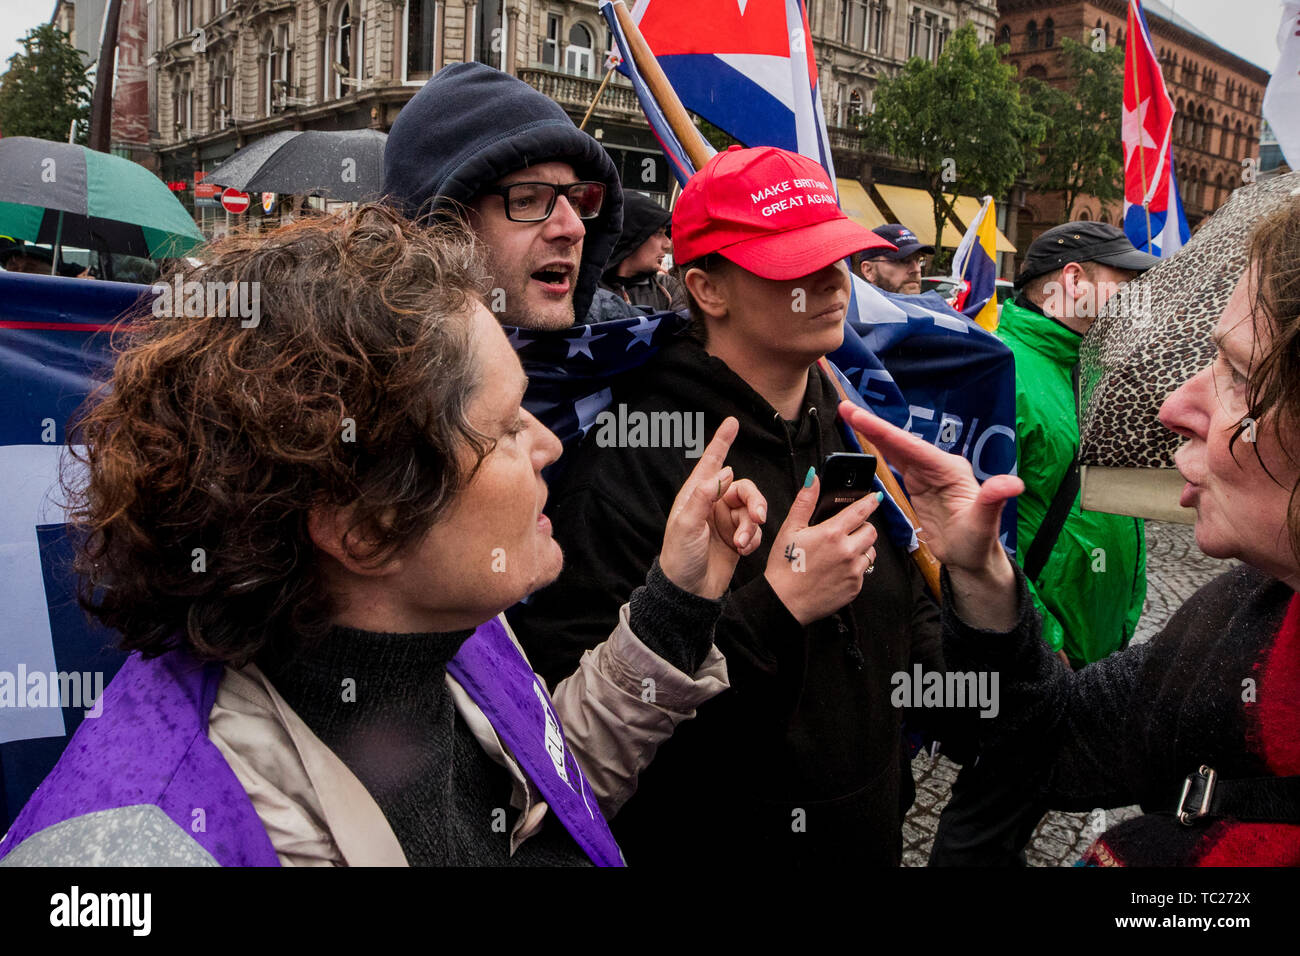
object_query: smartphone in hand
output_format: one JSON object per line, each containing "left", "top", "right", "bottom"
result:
{"left": 811, "top": 453, "right": 878, "bottom": 525}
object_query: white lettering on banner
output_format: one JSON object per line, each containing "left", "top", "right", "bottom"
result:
{"left": 971, "top": 424, "right": 1016, "bottom": 481}
{"left": 533, "top": 681, "right": 572, "bottom": 789}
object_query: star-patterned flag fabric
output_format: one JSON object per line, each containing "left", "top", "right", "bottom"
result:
{"left": 1123, "top": 0, "right": 1190, "bottom": 256}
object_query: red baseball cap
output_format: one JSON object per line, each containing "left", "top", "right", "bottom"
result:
{"left": 671, "top": 145, "right": 896, "bottom": 280}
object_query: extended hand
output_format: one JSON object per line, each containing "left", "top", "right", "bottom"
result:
{"left": 659, "top": 417, "right": 767, "bottom": 600}
{"left": 837, "top": 401, "right": 1023, "bottom": 577}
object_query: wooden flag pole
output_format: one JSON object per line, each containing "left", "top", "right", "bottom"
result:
{"left": 579, "top": 69, "right": 615, "bottom": 132}
{"left": 607, "top": 1, "right": 944, "bottom": 599}
{"left": 819, "top": 359, "right": 943, "bottom": 601}
{"left": 610, "top": 1, "right": 714, "bottom": 170}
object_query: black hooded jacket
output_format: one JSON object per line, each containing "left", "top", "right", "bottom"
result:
{"left": 599, "top": 195, "right": 683, "bottom": 313}
{"left": 382, "top": 62, "right": 625, "bottom": 322}
{"left": 509, "top": 334, "right": 945, "bottom": 866}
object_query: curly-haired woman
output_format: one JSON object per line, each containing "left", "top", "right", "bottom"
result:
{"left": 0, "top": 205, "right": 766, "bottom": 867}
{"left": 842, "top": 196, "right": 1300, "bottom": 866}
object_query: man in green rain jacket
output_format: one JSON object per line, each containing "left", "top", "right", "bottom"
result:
{"left": 929, "top": 222, "right": 1159, "bottom": 866}
{"left": 998, "top": 222, "right": 1158, "bottom": 668}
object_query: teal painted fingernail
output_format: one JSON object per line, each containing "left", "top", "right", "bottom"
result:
{"left": 804, "top": 467, "right": 816, "bottom": 488}
{"left": 875, "top": 491, "right": 885, "bottom": 503}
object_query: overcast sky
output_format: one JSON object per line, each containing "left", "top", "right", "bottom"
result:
{"left": 0, "top": 0, "right": 1289, "bottom": 83}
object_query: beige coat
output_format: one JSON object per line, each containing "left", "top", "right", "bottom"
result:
{"left": 206, "top": 605, "right": 728, "bottom": 865}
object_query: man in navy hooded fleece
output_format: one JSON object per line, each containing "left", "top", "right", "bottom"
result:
{"left": 383, "top": 63, "right": 636, "bottom": 329}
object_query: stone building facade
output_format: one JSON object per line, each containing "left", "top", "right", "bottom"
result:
{"left": 148, "top": 0, "right": 1007, "bottom": 231}
{"left": 996, "top": 0, "right": 1268, "bottom": 264}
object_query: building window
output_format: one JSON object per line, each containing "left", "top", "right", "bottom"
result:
{"left": 565, "top": 23, "right": 594, "bottom": 78}
{"left": 405, "top": 0, "right": 437, "bottom": 82}
{"left": 843, "top": 0, "right": 867, "bottom": 48}
{"left": 264, "top": 33, "right": 276, "bottom": 115}
{"left": 211, "top": 57, "right": 232, "bottom": 130}
{"left": 336, "top": 4, "right": 352, "bottom": 97}
{"left": 1026, "top": 19, "right": 1038, "bottom": 51}
{"left": 542, "top": 13, "right": 562, "bottom": 70}
{"left": 922, "top": 11, "right": 936, "bottom": 60}
{"left": 1043, "top": 17, "right": 1054, "bottom": 48}
{"left": 868, "top": 2, "right": 886, "bottom": 53}
{"left": 998, "top": 24, "right": 1010, "bottom": 46}
{"left": 174, "top": 72, "right": 193, "bottom": 136}
{"left": 847, "top": 88, "right": 863, "bottom": 123}
{"left": 476, "top": 0, "right": 506, "bottom": 71}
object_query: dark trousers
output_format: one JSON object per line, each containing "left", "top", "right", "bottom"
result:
{"left": 928, "top": 757, "right": 1047, "bottom": 867}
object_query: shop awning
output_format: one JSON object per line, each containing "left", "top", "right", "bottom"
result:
{"left": 836, "top": 178, "right": 888, "bottom": 230}
{"left": 946, "top": 194, "right": 1017, "bottom": 253}
{"left": 870, "top": 183, "right": 1015, "bottom": 252}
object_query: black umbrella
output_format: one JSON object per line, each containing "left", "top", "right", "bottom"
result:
{"left": 205, "top": 129, "right": 388, "bottom": 202}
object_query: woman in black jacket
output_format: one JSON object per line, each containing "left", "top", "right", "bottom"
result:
{"left": 510, "top": 146, "right": 956, "bottom": 866}
{"left": 843, "top": 197, "right": 1300, "bottom": 866}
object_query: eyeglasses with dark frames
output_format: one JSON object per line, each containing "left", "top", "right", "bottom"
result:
{"left": 483, "top": 181, "right": 606, "bottom": 222}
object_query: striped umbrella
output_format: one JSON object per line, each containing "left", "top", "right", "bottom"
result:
{"left": 0, "top": 137, "right": 204, "bottom": 265}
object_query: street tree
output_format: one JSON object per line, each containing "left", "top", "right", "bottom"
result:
{"left": 0, "top": 24, "right": 92, "bottom": 144}
{"left": 1025, "top": 37, "right": 1125, "bottom": 219}
{"left": 859, "top": 24, "right": 1046, "bottom": 271}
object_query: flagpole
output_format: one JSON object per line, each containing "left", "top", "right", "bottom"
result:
{"left": 611, "top": 0, "right": 943, "bottom": 600}
{"left": 579, "top": 69, "right": 615, "bottom": 132}
{"left": 1128, "top": 2, "right": 1154, "bottom": 252}
{"left": 611, "top": 1, "right": 714, "bottom": 170}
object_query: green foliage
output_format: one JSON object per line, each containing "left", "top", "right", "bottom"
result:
{"left": 695, "top": 116, "right": 740, "bottom": 152}
{"left": 1025, "top": 37, "right": 1125, "bottom": 218}
{"left": 0, "top": 24, "right": 92, "bottom": 144}
{"left": 859, "top": 25, "right": 1046, "bottom": 270}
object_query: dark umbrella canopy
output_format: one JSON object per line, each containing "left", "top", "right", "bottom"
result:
{"left": 0, "top": 137, "right": 204, "bottom": 259}
{"left": 206, "top": 129, "right": 388, "bottom": 202}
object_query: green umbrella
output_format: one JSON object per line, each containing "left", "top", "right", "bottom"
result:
{"left": 0, "top": 137, "right": 205, "bottom": 266}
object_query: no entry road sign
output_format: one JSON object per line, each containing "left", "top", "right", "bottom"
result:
{"left": 221, "top": 188, "right": 251, "bottom": 214}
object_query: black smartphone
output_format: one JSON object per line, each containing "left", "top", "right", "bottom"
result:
{"left": 811, "top": 453, "right": 878, "bottom": 525}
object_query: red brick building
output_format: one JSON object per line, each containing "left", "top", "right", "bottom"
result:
{"left": 997, "top": 0, "right": 1269, "bottom": 272}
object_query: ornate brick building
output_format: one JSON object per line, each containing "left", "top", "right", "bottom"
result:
{"left": 997, "top": 0, "right": 1269, "bottom": 268}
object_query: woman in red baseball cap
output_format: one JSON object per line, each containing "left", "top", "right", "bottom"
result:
{"left": 509, "top": 145, "right": 952, "bottom": 866}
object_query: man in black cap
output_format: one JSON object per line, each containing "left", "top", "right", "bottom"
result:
{"left": 856, "top": 223, "right": 934, "bottom": 295}
{"left": 929, "top": 220, "right": 1159, "bottom": 867}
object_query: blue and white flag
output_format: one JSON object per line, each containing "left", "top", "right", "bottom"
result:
{"left": 0, "top": 272, "right": 138, "bottom": 831}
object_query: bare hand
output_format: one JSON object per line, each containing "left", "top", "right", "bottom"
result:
{"left": 659, "top": 417, "right": 767, "bottom": 599}
{"left": 837, "top": 401, "right": 1022, "bottom": 577}
{"left": 763, "top": 473, "right": 884, "bottom": 626}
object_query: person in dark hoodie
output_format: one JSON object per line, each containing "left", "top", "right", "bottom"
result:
{"left": 509, "top": 145, "right": 959, "bottom": 867}
{"left": 598, "top": 193, "right": 685, "bottom": 314}
{"left": 382, "top": 62, "right": 639, "bottom": 329}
